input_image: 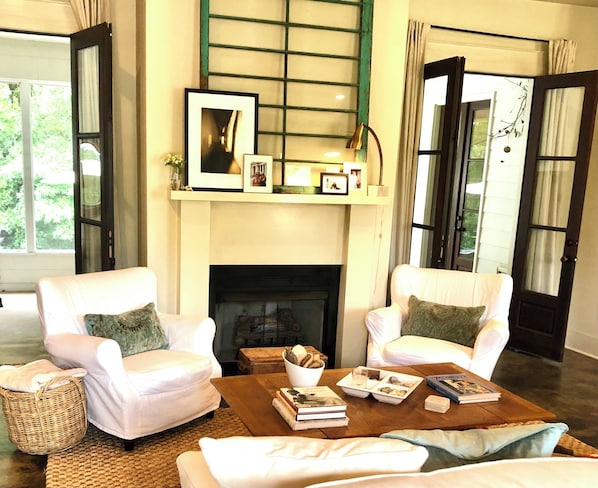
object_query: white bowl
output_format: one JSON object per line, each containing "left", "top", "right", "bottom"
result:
{"left": 282, "top": 352, "right": 324, "bottom": 387}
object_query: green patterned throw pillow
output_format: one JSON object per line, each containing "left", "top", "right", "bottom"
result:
{"left": 84, "top": 302, "right": 168, "bottom": 357}
{"left": 402, "top": 295, "right": 485, "bottom": 348}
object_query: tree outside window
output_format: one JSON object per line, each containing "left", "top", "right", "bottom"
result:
{"left": 0, "top": 80, "right": 74, "bottom": 251}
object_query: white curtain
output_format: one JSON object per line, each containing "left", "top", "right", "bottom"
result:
{"left": 70, "top": 0, "right": 109, "bottom": 29}
{"left": 523, "top": 39, "right": 578, "bottom": 295}
{"left": 391, "top": 20, "right": 430, "bottom": 267}
{"left": 548, "top": 39, "right": 577, "bottom": 75}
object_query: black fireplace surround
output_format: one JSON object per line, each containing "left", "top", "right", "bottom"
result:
{"left": 209, "top": 265, "right": 341, "bottom": 375}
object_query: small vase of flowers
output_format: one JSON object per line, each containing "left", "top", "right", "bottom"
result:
{"left": 162, "top": 152, "right": 185, "bottom": 190}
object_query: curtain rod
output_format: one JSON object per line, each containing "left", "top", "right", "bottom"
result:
{"left": 431, "top": 25, "right": 548, "bottom": 44}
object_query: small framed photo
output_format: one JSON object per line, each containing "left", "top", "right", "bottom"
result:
{"left": 185, "top": 88, "right": 258, "bottom": 191}
{"left": 320, "top": 172, "right": 348, "bottom": 195}
{"left": 243, "top": 155, "right": 273, "bottom": 193}
{"left": 343, "top": 162, "right": 367, "bottom": 195}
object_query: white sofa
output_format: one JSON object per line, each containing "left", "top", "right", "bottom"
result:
{"left": 176, "top": 435, "right": 598, "bottom": 488}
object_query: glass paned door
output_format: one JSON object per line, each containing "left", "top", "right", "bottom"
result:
{"left": 410, "top": 57, "right": 465, "bottom": 268}
{"left": 70, "top": 23, "right": 114, "bottom": 273}
{"left": 510, "top": 71, "right": 598, "bottom": 361}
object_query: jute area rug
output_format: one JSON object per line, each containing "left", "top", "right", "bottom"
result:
{"left": 45, "top": 408, "right": 249, "bottom": 488}
{"left": 46, "top": 409, "right": 598, "bottom": 488}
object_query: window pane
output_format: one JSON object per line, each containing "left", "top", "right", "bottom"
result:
{"left": 531, "top": 160, "right": 574, "bottom": 229}
{"left": 287, "top": 109, "right": 353, "bottom": 136}
{"left": 30, "top": 83, "right": 74, "bottom": 250}
{"left": 211, "top": 0, "right": 285, "bottom": 20}
{"left": 77, "top": 45, "right": 99, "bottom": 133}
{"left": 459, "top": 210, "right": 478, "bottom": 256}
{"left": 81, "top": 223, "right": 102, "bottom": 273}
{"left": 210, "top": 47, "right": 283, "bottom": 79}
{"left": 288, "top": 29, "right": 359, "bottom": 58}
{"left": 210, "top": 19, "right": 284, "bottom": 50}
{"left": 410, "top": 228, "right": 434, "bottom": 268}
{"left": 419, "top": 76, "right": 447, "bottom": 151}
{"left": 287, "top": 83, "right": 357, "bottom": 111}
{"left": 539, "top": 87, "right": 584, "bottom": 158}
{"left": 79, "top": 138, "right": 101, "bottom": 220}
{"left": 469, "top": 107, "right": 489, "bottom": 158}
{"left": 287, "top": 55, "right": 357, "bottom": 84}
{"left": 290, "top": 0, "right": 360, "bottom": 30}
{"left": 211, "top": 77, "right": 284, "bottom": 106}
{"left": 523, "top": 229, "right": 565, "bottom": 296}
{"left": 0, "top": 82, "right": 25, "bottom": 251}
{"left": 412, "top": 154, "right": 439, "bottom": 226}
{"left": 285, "top": 135, "right": 352, "bottom": 163}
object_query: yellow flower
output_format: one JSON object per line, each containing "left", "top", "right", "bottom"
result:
{"left": 161, "top": 152, "right": 185, "bottom": 170}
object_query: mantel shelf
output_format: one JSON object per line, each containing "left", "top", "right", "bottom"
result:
{"left": 170, "top": 190, "right": 391, "bottom": 205}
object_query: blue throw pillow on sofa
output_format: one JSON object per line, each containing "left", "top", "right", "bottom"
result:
{"left": 381, "top": 422, "right": 568, "bottom": 472}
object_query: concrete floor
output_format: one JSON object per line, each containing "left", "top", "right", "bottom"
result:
{"left": 1, "top": 292, "right": 597, "bottom": 487}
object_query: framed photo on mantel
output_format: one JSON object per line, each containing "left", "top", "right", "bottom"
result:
{"left": 185, "top": 88, "right": 258, "bottom": 191}
{"left": 243, "top": 154, "right": 273, "bottom": 193}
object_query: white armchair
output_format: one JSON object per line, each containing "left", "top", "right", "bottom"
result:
{"left": 365, "top": 265, "right": 513, "bottom": 380}
{"left": 36, "top": 267, "right": 222, "bottom": 444}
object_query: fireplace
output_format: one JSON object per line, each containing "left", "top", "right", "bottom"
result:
{"left": 209, "top": 265, "right": 341, "bottom": 375}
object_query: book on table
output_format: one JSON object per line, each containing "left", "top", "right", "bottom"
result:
{"left": 272, "top": 397, "right": 349, "bottom": 430}
{"left": 425, "top": 373, "right": 501, "bottom": 404}
{"left": 278, "top": 386, "right": 347, "bottom": 414}
{"left": 274, "top": 392, "right": 346, "bottom": 420}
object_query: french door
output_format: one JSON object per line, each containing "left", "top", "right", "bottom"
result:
{"left": 70, "top": 22, "right": 114, "bottom": 273}
{"left": 410, "top": 57, "right": 464, "bottom": 268}
{"left": 509, "top": 70, "right": 598, "bottom": 361}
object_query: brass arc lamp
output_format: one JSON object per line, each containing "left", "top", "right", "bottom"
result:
{"left": 346, "top": 123, "right": 387, "bottom": 196}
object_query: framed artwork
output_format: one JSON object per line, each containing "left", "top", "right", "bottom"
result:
{"left": 343, "top": 162, "right": 367, "bottom": 195}
{"left": 320, "top": 172, "right": 348, "bottom": 195}
{"left": 185, "top": 88, "right": 258, "bottom": 191}
{"left": 243, "top": 154, "right": 273, "bottom": 193}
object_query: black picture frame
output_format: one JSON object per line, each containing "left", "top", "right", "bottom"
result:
{"left": 185, "top": 88, "right": 258, "bottom": 191}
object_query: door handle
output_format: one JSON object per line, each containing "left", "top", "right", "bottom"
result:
{"left": 560, "top": 255, "right": 577, "bottom": 264}
{"left": 561, "top": 238, "right": 579, "bottom": 264}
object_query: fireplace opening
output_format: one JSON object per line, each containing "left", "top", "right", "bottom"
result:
{"left": 209, "top": 265, "right": 340, "bottom": 375}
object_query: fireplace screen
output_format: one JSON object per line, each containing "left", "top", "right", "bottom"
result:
{"left": 215, "top": 292, "right": 326, "bottom": 364}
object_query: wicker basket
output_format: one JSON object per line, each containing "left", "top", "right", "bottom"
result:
{"left": 0, "top": 376, "right": 87, "bottom": 455}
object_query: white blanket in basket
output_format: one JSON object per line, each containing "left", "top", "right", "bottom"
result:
{"left": 0, "top": 359, "right": 87, "bottom": 393}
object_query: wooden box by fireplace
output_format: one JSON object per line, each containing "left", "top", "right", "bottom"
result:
{"left": 238, "top": 346, "right": 328, "bottom": 375}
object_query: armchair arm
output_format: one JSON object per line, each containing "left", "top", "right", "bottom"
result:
{"left": 365, "top": 305, "right": 404, "bottom": 366}
{"left": 44, "top": 333, "right": 128, "bottom": 382}
{"left": 470, "top": 318, "right": 510, "bottom": 380}
{"left": 159, "top": 314, "right": 222, "bottom": 377}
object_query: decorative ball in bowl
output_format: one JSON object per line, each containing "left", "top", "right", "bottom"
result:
{"left": 282, "top": 345, "right": 325, "bottom": 387}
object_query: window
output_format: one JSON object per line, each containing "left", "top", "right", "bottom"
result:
{"left": 0, "top": 80, "right": 74, "bottom": 252}
{"left": 201, "top": 0, "right": 372, "bottom": 187}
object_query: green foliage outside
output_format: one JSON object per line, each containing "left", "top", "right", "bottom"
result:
{"left": 0, "top": 81, "right": 74, "bottom": 251}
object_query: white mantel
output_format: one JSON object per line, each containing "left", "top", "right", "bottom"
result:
{"left": 170, "top": 190, "right": 391, "bottom": 368}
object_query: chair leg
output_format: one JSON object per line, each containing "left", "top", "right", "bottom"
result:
{"left": 124, "top": 439, "right": 135, "bottom": 451}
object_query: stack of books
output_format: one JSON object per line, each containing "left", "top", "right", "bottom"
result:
{"left": 425, "top": 373, "right": 501, "bottom": 404}
{"left": 272, "top": 386, "right": 349, "bottom": 430}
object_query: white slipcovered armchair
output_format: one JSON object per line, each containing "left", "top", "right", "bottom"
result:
{"left": 365, "top": 265, "right": 513, "bottom": 380}
{"left": 36, "top": 267, "right": 222, "bottom": 444}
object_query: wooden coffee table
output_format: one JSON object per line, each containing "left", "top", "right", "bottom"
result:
{"left": 211, "top": 362, "right": 556, "bottom": 439}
